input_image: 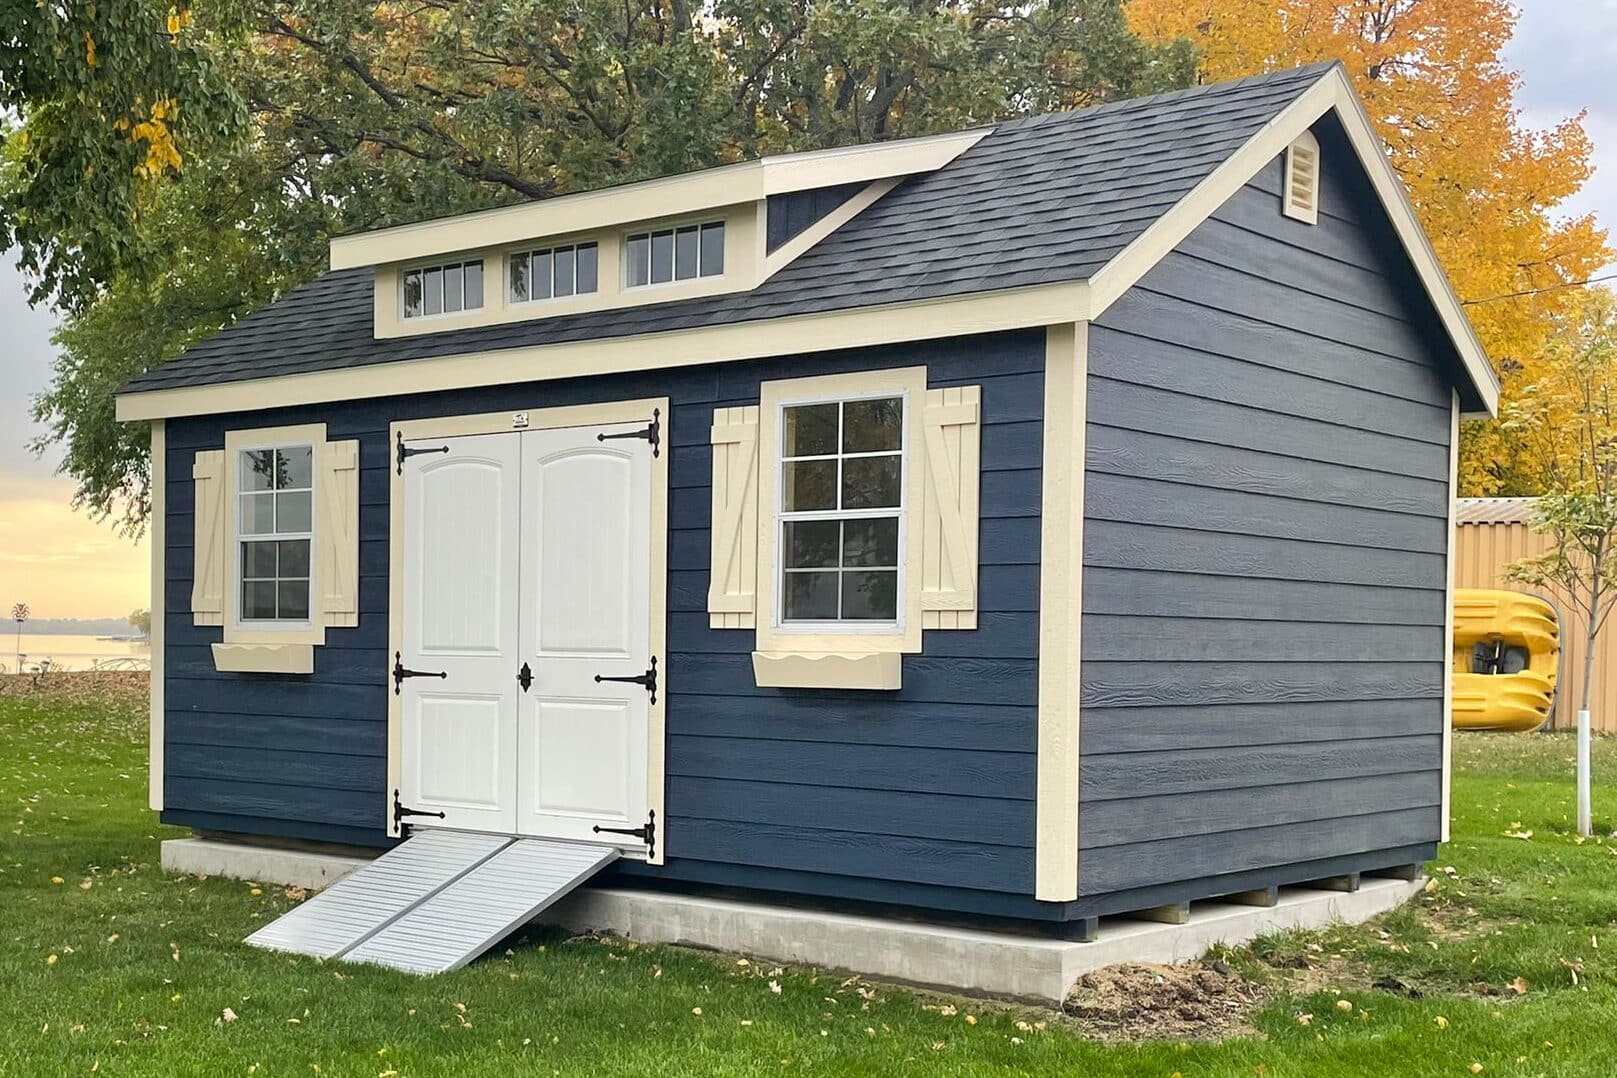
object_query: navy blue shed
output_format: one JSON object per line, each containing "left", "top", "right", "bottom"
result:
{"left": 116, "top": 62, "right": 1498, "bottom": 933}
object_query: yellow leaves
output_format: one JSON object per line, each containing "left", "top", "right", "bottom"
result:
{"left": 122, "top": 98, "right": 185, "bottom": 179}
{"left": 1503, "top": 823, "right": 1535, "bottom": 840}
{"left": 1335, "top": 999, "right": 1354, "bottom": 1012}
{"left": 1508, "top": 976, "right": 1529, "bottom": 996}
{"left": 85, "top": 32, "right": 97, "bottom": 69}
{"left": 1436, "top": 1014, "right": 1450, "bottom": 1029}
{"left": 45, "top": 953, "right": 58, "bottom": 967}
{"left": 50, "top": 876, "right": 64, "bottom": 885}
{"left": 1470, "top": 1064, "right": 1484, "bottom": 1074}
{"left": 167, "top": 5, "right": 195, "bottom": 40}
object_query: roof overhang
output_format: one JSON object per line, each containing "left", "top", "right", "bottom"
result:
{"left": 115, "top": 281, "right": 1089, "bottom": 422}
{"left": 1083, "top": 63, "right": 1499, "bottom": 417}
{"left": 326, "top": 128, "right": 990, "bottom": 271}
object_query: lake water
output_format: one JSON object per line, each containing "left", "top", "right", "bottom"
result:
{"left": 3, "top": 633, "right": 151, "bottom": 673}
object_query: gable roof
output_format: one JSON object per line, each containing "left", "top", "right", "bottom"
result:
{"left": 118, "top": 62, "right": 1498, "bottom": 420}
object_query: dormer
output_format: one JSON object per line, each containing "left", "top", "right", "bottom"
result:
{"left": 329, "top": 130, "right": 990, "bottom": 340}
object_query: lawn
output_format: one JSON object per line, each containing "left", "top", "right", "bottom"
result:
{"left": 2, "top": 677, "right": 1615, "bottom": 1077}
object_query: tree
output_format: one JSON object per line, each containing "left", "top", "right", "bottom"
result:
{"left": 1501, "top": 288, "right": 1617, "bottom": 836}
{"left": 0, "top": 2, "right": 244, "bottom": 313}
{"left": 22, "top": 0, "right": 1195, "bottom": 533}
{"left": 128, "top": 609, "right": 153, "bottom": 639}
{"left": 1122, "top": 0, "right": 1611, "bottom": 496}
{"left": 9, "top": 602, "right": 26, "bottom": 673}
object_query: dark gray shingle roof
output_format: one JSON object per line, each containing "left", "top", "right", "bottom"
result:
{"left": 125, "top": 63, "right": 1334, "bottom": 394}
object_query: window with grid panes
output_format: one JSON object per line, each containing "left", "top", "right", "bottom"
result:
{"left": 237, "top": 446, "right": 313, "bottom": 622}
{"left": 776, "top": 396, "right": 904, "bottom": 623}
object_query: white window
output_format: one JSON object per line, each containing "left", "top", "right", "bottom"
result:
{"left": 625, "top": 221, "right": 724, "bottom": 287}
{"left": 776, "top": 395, "right": 904, "bottom": 626}
{"left": 402, "top": 259, "right": 485, "bottom": 319}
{"left": 510, "top": 243, "right": 598, "bottom": 303}
{"left": 236, "top": 445, "right": 313, "bottom": 624}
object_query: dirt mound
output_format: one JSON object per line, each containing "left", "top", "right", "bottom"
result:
{"left": 1063, "top": 961, "right": 1266, "bottom": 1041}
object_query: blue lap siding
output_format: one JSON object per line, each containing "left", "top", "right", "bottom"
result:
{"left": 161, "top": 330, "right": 1049, "bottom": 917}
{"left": 1078, "top": 117, "right": 1452, "bottom": 899}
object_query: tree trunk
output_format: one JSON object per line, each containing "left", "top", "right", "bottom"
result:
{"left": 1578, "top": 607, "right": 1597, "bottom": 836}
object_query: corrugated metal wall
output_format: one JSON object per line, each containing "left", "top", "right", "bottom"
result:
{"left": 1454, "top": 518, "right": 1611, "bottom": 732}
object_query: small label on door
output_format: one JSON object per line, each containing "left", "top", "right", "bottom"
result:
{"left": 512, "top": 412, "right": 530, "bottom": 429}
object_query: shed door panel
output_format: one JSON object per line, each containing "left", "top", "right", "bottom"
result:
{"left": 517, "top": 424, "right": 652, "bottom": 843}
{"left": 400, "top": 433, "right": 522, "bottom": 834}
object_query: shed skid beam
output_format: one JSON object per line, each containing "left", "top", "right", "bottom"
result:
{"left": 1309, "top": 872, "right": 1362, "bottom": 893}
{"left": 1225, "top": 886, "right": 1279, "bottom": 908}
{"left": 1365, "top": 864, "right": 1421, "bottom": 882}
{"left": 1128, "top": 901, "right": 1191, "bottom": 925}
{"left": 1058, "top": 917, "right": 1099, "bottom": 942}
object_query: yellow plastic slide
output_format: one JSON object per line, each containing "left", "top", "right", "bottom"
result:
{"left": 1450, "top": 589, "right": 1560, "bottom": 733}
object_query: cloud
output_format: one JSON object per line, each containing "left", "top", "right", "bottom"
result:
{"left": 0, "top": 473, "right": 146, "bottom": 619}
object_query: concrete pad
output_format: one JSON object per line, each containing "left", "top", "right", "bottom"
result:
{"left": 162, "top": 837, "right": 371, "bottom": 891}
{"left": 547, "top": 878, "right": 1423, "bottom": 1004}
{"left": 161, "top": 836, "right": 1421, "bottom": 1004}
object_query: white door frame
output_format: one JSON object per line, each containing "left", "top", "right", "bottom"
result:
{"left": 387, "top": 397, "right": 670, "bottom": 863}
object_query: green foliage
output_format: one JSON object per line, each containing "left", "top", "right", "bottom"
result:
{"left": 17, "top": 0, "right": 1197, "bottom": 532}
{"left": 4, "top": 690, "right": 1617, "bottom": 1076}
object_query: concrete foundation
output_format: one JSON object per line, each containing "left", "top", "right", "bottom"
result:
{"left": 162, "top": 836, "right": 1422, "bottom": 1004}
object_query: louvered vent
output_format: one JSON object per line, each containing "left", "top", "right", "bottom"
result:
{"left": 1283, "top": 132, "right": 1320, "bottom": 224}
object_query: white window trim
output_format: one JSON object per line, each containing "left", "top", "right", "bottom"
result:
{"left": 755, "top": 366, "right": 927, "bottom": 655}
{"left": 222, "top": 424, "right": 330, "bottom": 646}
{"left": 506, "top": 241, "right": 601, "bottom": 307}
{"left": 400, "top": 258, "right": 487, "bottom": 322}
{"left": 772, "top": 392, "right": 908, "bottom": 635}
{"left": 621, "top": 217, "right": 728, "bottom": 292}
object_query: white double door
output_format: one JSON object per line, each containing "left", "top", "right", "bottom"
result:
{"left": 399, "top": 421, "right": 652, "bottom": 845}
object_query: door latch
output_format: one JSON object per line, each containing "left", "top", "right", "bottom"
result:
{"left": 392, "top": 651, "right": 447, "bottom": 695}
{"left": 517, "top": 661, "right": 533, "bottom": 692}
{"left": 595, "top": 656, "right": 657, "bottom": 704}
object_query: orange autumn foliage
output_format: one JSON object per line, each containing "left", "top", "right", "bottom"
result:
{"left": 1125, "top": 0, "right": 1610, "bottom": 493}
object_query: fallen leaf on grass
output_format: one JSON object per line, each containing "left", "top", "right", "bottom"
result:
{"left": 1435, "top": 1015, "right": 1449, "bottom": 1029}
{"left": 1508, "top": 977, "right": 1529, "bottom": 996}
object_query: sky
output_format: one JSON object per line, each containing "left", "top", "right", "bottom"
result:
{"left": 0, "top": 2, "right": 1614, "bottom": 621}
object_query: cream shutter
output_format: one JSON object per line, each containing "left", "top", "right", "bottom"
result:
{"left": 920, "top": 386, "right": 981, "bottom": 629}
{"left": 709, "top": 405, "right": 759, "bottom": 628}
{"left": 190, "top": 450, "right": 227, "bottom": 626}
{"left": 318, "top": 439, "right": 360, "bottom": 627}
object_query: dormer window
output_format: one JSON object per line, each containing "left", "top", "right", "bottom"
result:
{"left": 402, "top": 259, "right": 484, "bottom": 319}
{"left": 510, "top": 242, "right": 599, "bottom": 304}
{"left": 625, "top": 221, "right": 724, "bottom": 288}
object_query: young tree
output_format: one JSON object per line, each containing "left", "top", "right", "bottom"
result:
{"left": 1502, "top": 288, "right": 1617, "bottom": 836}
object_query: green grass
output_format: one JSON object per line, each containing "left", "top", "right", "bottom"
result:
{"left": 3, "top": 683, "right": 1616, "bottom": 1076}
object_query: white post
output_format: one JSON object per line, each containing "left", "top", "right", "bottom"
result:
{"left": 1577, "top": 708, "right": 1593, "bottom": 837}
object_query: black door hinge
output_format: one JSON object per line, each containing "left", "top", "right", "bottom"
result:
{"left": 597, "top": 409, "right": 660, "bottom": 458}
{"left": 517, "top": 661, "right": 533, "bottom": 692}
{"left": 396, "top": 431, "right": 450, "bottom": 475}
{"left": 392, "top": 651, "right": 447, "bottom": 695}
{"left": 594, "top": 810, "right": 656, "bottom": 859}
{"left": 595, "top": 655, "right": 657, "bottom": 704}
{"left": 393, "top": 788, "right": 446, "bottom": 836}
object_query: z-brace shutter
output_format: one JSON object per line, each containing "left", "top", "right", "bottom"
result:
{"left": 319, "top": 440, "right": 361, "bottom": 627}
{"left": 191, "top": 450, "right": 227, "bottom": 626}
{"left": 708, "top": 406, "right": 759, "bottom": 628}
{"left": 920, "top": 386, "right": 981, "bottom": 629}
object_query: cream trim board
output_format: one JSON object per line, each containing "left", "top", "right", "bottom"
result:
{"left": 222, "top": 423, "right": 330, "bottom": 646}
{"left": 1084, "top": 65, "right": 1498, "bottom": 416}
{"left": 211, "top": 642, "right": 315, "bottom": 674}
{"left": 118, "top": 282, "right": 1088, "bottom": 423}
{"left": 1441, "top": 391, "right": 1459, "bottom": 843}
{"left": 384, "top": 395, "right": 670, "bottom": 859}
{"left": 1035, "top": 322, "right": 1087, "bottom": 903}
{"left": 751, "top": 650, "right": 902, "bottom": 690}
{"left": 329, "top": 128, "right": 988, "bottom": 270}
{"left": 374, "top": 204, "right": 761, "bottom": 340}
{"left": 149, "top": 420, "right": 166, "bottom": 812}
{"left": 755, "top": 366, "right": 928, "bottom": 656}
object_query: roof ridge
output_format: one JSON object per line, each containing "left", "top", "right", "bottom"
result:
{"left": 994, "top": 60, "right": 1341, "bottom": 132}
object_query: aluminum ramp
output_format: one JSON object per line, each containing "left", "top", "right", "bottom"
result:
{"left": 245, "top": 831, "right": 619, "bottom": 974}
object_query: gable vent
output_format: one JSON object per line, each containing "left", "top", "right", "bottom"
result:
{"left": 1282, "top": 132, "right": 1320, "bottom": 224}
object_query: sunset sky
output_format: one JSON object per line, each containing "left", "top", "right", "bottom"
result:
{"left": 1, "top": 2, "right": 1614, "bottom": 622}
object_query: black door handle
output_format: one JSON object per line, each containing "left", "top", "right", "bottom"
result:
{"left": 517, "top": 661, "right": 533, "bottom": 692}
{"left": 595, "top": 656, "right": 658, "bottom": 704}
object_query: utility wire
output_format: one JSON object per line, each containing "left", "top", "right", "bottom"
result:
{"left": 1462, "top": 272, "right": 1617, "bottom": 305}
